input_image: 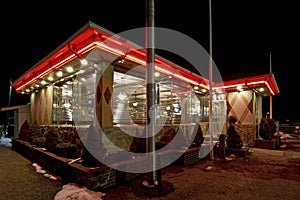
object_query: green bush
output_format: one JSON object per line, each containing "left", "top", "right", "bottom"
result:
{"left": 226, "top": 116, "right": 243, "bottom": 149}
{"left": 259, "top": 118, "right": 277, "bottom": 140}
{"left": 54, "top": 142, "right": 79, "bottom": 158}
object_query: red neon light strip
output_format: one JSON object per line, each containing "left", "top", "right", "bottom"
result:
{"left": 264, "top": 81, "right": 275, "bottom": 96}
{"left": 14, "top": 26, "right": 209, "bottom": 92}
{"left": 215, "top": 79, "right": 276, "bottom": 96}
{"left": 16, "top": 25, "right": 280, "bottom": 96}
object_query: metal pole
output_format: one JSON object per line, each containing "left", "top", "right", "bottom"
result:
{"left": 208, "top": 0, "right": 214, "bottom": 160}
{"left": 269, "top": 50, "right": 272, "bottom": 119}
{"left": 8, "top": 78, "right": 12, "bottom": 107}
{"left": 143, "top": 0, "right": 157, "bottom": 187}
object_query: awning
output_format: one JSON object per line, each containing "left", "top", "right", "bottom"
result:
{"left": 11, "top": 21, "right": 208, "bottom": 94}
{"left": 11, "top": 21, "right": 279, "bottom": 97}
{"left": 0, "top": 104, "right": 30, "bottom": 112}
{"left": 214, "top": 73, "right": 279, "bottom": 96}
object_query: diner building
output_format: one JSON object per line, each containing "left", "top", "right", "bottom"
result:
{"left": 11, "top": 21, "right": 279, "bottom": 149}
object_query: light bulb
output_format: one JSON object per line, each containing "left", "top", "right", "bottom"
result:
{"left": 118, "top": 92, "right": 127, "bottom": 100}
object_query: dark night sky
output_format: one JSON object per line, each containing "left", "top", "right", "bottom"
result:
{"left": 1, "top": 0, "right": 299, "bottom": 123}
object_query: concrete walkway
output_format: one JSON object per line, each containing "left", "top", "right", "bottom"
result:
{"left": 250, "top": 147, "right": 300, "bottom": 161}
{"left": 0, "top": 144, "right": 63, "bottom": 200}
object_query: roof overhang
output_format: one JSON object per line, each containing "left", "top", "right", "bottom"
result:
{"left": 12, "top": 21, "right": 209, "bottom": 94}
{"left": 11, "top": 21, "right": 279, "bottom": 97}
{"left": 214, "top": 73, "right": 280, "bottom": 96}
{"left": 0, "top": 104, "right": 30, "bottom": 112}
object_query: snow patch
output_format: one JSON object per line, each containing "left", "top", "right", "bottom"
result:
{"left": 54, "top": 183, "right": 106, "bottom": 200}
{"left": 0, "top": 136, "right": 12, "bottom": 148}
{"left": 32, "top": 162, "right": 61, "bottom": 181}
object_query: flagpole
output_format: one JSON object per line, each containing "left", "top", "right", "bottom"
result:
{"left": 269, "top": 50, "right": 272, "bottom": 119}
{"left": 208, "top": 0, "right": 214, "bottom": 160}
{"left": 8, "top": 78, "right": 12, "bottom": 107}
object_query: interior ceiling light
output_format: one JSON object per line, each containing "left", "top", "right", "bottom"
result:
{"left": 63, "top": 102, "right": 71, "bottom": 108}
{"left": 118, "top": 59, "right": 125, "bottom": 63}
{"left": 56, "top": 71, "right": 63, "bottom": 77}
{"left": 41, "top": 80, "right": 47, "bottom": 85}
{"left": 66, "top": 66, "right": 74, "bottom": 73}
{"left": 237, "top": 85, "right": 243, "bottom": 91}
{"left": 78, "top": 69, "right": 85, "bottom": 74}
{"left": 117, "top": 77, "right": 127, "bottom": 101}
{"left": 173, "top": 103, "right": 179, "bottom": 108}
{"left": 201, "top": 88, "right": 207, "bottom": 93}
{"left": 118, "top": 93, "right": 127, "bottom": 101}
{"left": 132, "top": 92, "right": 138, "bottom": 106}
{"left": 81, "top": 59, "right": 88, "bottom": 65}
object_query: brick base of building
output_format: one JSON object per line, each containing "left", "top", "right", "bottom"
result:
{"left": 11, "top": 139, "right": 217, "bottom": 190}
{"left": 254, "top": 138, "right": 280, "bottom": 150}
{"left": 11, "top": 139, "right": 117, "bottom": 191}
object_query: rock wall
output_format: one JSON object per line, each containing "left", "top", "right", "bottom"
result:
{"left": 235, "top": 124, "right": 257, "bottom": 146}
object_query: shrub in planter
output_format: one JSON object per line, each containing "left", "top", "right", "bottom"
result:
{"left": 30, "top": 120, "right": 43, "bottom": 139}
{"left": 130, "top": 128, "right": 146, "bottom": 153}
{"left": 54, "top": 142, "right": 79, "bottom": 159}
{"left": 259, "top": 118, "right": 277, "bottom": 140}
{"left": 189, "top": 123, "right": 204, "bottom": 148}
{"left": 226, "top": 116, "right": 243, "bottom": 149}
{"left": 18, "top": 120, "right": 31, "bottom": 142}
{"left": 31, "top": 136, "right": 46, "bottom": 147}
{"left": 157, "top": 126, "right": 187, "bottom": 150}
{"left": 81, "top": 123, "right": 106, "bottom": 167}
{"left": 44, "top": 127, "right": 62, "bottom": 152}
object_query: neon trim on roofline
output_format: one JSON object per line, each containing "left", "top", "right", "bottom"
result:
{"left": 12, "top": 24, "right": 209, "bottom": 93}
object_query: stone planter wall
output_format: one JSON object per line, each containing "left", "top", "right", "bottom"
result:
{"left": 235, "top": 124, "right": 257, "bottom": 146}
{"left": 254, "top": 138, "right": 280, "bottom": 150}
{"left": 11, "top": 139, "right": 117, "bottom": 191}
{"left": 11, "top": 137, "right": 215, "bottom": 191}
{"left": 174, "top": 144, "right": 211, "bottom": 166}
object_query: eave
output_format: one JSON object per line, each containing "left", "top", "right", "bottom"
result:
{"left": 214, "top": 73, "right": 280, "bottom": 96}
{"left": 12, "top": 21, "right": 209, "bottom": 94}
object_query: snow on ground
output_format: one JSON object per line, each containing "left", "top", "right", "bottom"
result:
{"left": 0, "top": 136, "right": 12, "bottom": 148}
{"left": 0, "top": 135, "right": 105, "bottom": 199}
{"left": 32, "top": 162, "right": 61, "bottom": 181}
{"left": 31, "top": 159, "right": 106, "bottom": 199}
{"left": 280, "top": 131, "right": 298, "bottom": 139}
{"left": 54, "top": 183, "right": 106, "bottom": 200}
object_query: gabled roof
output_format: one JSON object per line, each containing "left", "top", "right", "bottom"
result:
{"left": 12, "top": 21, "right": 208, "bottom": 93}
{"left": 11, "top": 21, "right": 279, "bottom": 97}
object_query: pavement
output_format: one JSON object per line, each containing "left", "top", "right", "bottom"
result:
{"left": 1, "top": 136, "right": 300, "bottom": 200}
{"left": 250, "top": 146, "right": 300, "bottom": 161}
{"left": 0, "top": 139, "right": 63, "bottom": 200}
